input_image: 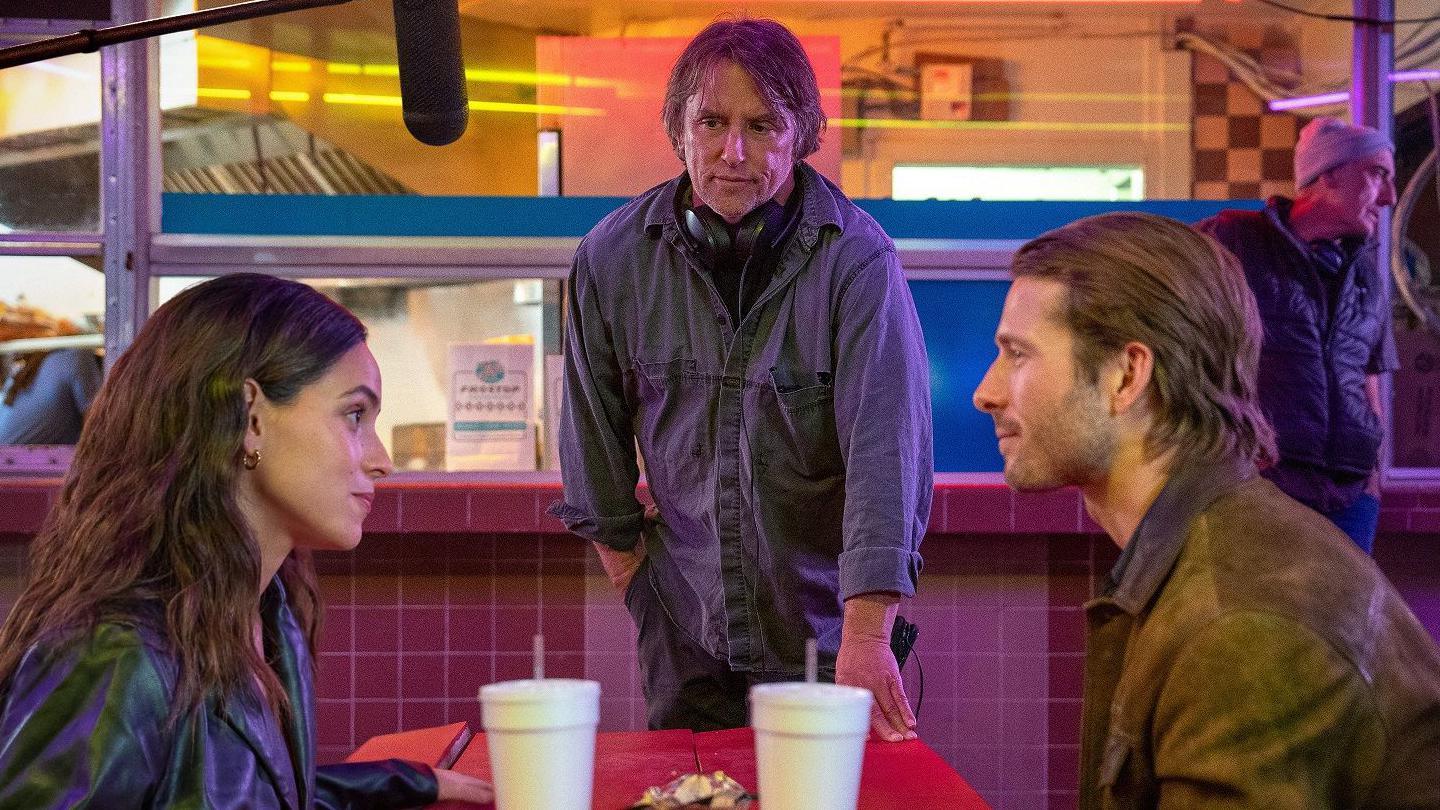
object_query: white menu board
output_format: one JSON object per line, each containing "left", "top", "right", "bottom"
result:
{"left": 446, "top": 342, "right": 537, "bottom": 471}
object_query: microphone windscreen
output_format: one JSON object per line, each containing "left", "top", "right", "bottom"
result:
{"left": 392, "top": 0, "right": 469, "bottom": 146}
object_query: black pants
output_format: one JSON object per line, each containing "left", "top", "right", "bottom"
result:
{"left": 625, "top": 560, "right": 802, "bottom": 731}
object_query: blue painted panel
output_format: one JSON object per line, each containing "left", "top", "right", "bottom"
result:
{"left": 161, "top": 194, "right": 1259, "bottom": 240}
{"left": 909, "top": 280, "right": 1009, "bottom": 473}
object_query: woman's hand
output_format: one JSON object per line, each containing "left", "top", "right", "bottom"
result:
{"left": 434, "top": 767, "right": 495, "bottom": 805}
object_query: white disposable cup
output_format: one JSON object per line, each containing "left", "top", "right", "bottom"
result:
{"left": 479, "top": 678, "right": 600, "bottom": 810}
{"left": 749, "top": 682, "right": 872, "bottom": 810}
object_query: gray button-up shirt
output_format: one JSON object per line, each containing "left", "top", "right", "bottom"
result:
{"left": 550, "top": 163, "right": 932, "bottom": 675}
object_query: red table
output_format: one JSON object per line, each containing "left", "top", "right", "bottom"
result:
{"left": 348, "top": 723, "right": 990, "bottom": 809}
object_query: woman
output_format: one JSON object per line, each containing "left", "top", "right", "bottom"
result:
{"left": 0, "top": 274, "right": 492, "bottom": 808}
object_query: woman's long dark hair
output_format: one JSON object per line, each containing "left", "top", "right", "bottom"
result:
{"left": 0, "top": 273, "right": 367, "bottom": 720}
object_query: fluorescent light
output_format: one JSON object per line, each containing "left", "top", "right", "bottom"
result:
{"left": 1268, "top": 71, "right": 1440, "bottom": 111}
{"left": 1269, "top": 92, "right": 1349, "bottom": 111}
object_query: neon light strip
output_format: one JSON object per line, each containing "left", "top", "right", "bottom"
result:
{"left": 828, "top": 117, "right": 1188, "bottom": 133}
{"left": 321, "top": 92, "right": 603, "bottom": 116}
{"left": 322, "top": 92, "right": 401, "bottom": 106}
{"left": 1268, "top": 71, "right": 1440, "bottom": 111}
{"left": 837, "top": 88, "right": 1184, "bottom": 103}
{"left": 469, "top": 100, "right": 605, "bottom": 116}
{"left": 197, "top": 57, "right": 251, "bottom": 69}
{"left": 196, "top": 87, "right": 252, "bottom": 100}
{"left": 1268, "top": 92, "right": 1349, "bottom": 111}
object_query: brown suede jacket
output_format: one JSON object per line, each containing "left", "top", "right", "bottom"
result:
{"left": 1080, "top": 458, "right": 1440, "bottom": 809}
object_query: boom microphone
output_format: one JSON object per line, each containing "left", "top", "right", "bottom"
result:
{"left": 391, "top": 0, "right": 469, "bottom": 146}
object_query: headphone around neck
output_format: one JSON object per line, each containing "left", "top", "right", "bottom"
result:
{"left": 680, "top": 197, "right": 787, "bottom": 270}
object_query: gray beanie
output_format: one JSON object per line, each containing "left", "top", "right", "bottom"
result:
{"left": 1293, "top": 117, "right": 1392, "bottom": 188}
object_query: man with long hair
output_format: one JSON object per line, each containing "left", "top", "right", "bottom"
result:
{"left": 973, "top": 213, "right": 1440, "bottom": 806}
{"left": 550, "top": 19, "right": 932, "bottom": 738}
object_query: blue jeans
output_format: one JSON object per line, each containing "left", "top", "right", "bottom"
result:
{"left": 1325, "top": 492, "right": 1380, "bottom": 554}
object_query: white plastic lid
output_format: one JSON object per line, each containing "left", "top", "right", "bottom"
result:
{"left": 479, "top": 678, "right": 601, "bottom": 731}
{"left": 749, "top": 683, "right": 872, "bottom": 736}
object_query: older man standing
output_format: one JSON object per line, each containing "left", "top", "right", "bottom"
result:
{"left": 1197, "top": 117, "right": 1399, "bottom": 551}
{"left": 550, "top": 18, "right": 931, "bottom": 740}
{"left": 973, "top": 212, "right": 1440, "bottom": 807}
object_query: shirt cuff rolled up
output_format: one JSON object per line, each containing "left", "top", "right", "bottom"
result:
{"left": 838, "top": 546, "right": 923, "bottom": 601}
{"left": 546, "top": 500, "right": 644, "bottom": 551}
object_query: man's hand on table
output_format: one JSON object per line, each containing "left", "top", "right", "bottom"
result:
{"left": 836, "top": 592, "right": 917, "bottom": 743}
{"left": 434, "top": 768, "right": 494, "bottom": 805}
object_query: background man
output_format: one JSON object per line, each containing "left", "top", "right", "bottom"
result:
{"left": 1197, "top": 117, "right": 1398, "bottom": 551}
{"left": 973, "top": 212, "right": 1440, "bottom": 807}
{"left": 550, "top": 18, "right": 932, "bottom": 741}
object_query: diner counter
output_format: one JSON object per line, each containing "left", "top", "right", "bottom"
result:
{"left": 3, "top": 475, "right": 1440, "bottom": 538}
{"left": 347, "top": 722, "right": 992, "bottom": 809}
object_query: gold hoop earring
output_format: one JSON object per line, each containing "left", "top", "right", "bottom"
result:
{"left": 242, "top": 449, "right": 262, "bottom": 470}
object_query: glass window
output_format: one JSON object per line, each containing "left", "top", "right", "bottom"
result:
{"left": 158, "top": 275, "right": 562, "bottom": 473}
{"left": 0, "top": 256, "right": 105, "bottom": 461}
{"left": 892, "top": 165, "right": 1144, "bottom": 201}
{"left": 0, "top": 52, "right": 102, "bottom": 232}
{"left": 141, "top": 2, "right": 1359, "bottom": 208}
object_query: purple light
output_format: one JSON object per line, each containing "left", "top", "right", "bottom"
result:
{"left": 1268, "top": 70, "right": 1440, "bottom": 112}
{"left": 1269, "top": 92, "right": 1349, "bottom": 111}
{"left": 1390, "top": 70, "right": 1440, "bottom": 83}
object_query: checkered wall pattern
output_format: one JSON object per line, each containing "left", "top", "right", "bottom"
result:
{"left": 1191, "top": 25, "right": 1306, "bottom": 201}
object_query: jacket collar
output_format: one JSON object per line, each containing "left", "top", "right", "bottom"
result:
{"left": 1264, "top": 195, "right": 1368, "bottom": 260}
{"left": 1098, "top": 456, "right": 1257, "bottom": 616}
{"left": 214, "top": 576, "right": 310, "bottom": 810}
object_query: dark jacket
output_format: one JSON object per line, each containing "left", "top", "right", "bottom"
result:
{"left": 1197, "top": 199, "right": 1399, "bottom": 512}
{"left": 1081, "top": 458, "right": 1440, "bottom": 809}
{"left": 0, "top": 579, "right": 437, "bottom": 809}
{"left": 550, "top": 163, "right": 931, "bottom": 675}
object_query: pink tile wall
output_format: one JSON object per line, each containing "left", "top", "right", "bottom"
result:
{"left": 4, "top": 493, "right": 1440, "bottom": 810}
{"left": 311, "top": 533, "right": 588, "bottom": 764}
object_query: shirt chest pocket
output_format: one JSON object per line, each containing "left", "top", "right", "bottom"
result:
{"left": 634, "top": 356, "right": 711, "bottom": 469}
{"left": 763, "top": 367, "right": 844, "bottom": 479}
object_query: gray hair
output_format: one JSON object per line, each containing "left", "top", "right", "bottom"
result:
{"left": 662, "top": 18, "right": 825, "bottom": 162}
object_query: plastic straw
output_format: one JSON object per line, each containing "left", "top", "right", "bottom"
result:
{"left": 533, "top": 633, "right": 545, "bottom": 680}
{"left": 805, "top": 638, "right": 818, "bottom": 683}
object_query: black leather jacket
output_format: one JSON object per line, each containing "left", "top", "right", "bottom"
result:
{"left": 0, "top": 578, "right": 438, "bottom": 809}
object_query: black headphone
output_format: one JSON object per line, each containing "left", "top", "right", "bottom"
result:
{"left": 679, "top": 198, "right": 787, "bottom": 270}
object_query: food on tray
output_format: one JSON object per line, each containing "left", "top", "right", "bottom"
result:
{"left": 629, "top": 770, "right": 753, "bottom": 809}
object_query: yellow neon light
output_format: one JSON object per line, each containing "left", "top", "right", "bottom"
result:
{"left": 974, "top": 91, "right": 1181, "bottom": 103}
{"left": 827, "top": 117, "right": 1188, "bottom": 133}
{"left": 321, "top": 92, "right": 601, "bottom": 116}
{"left": 327, "top": 63, "right": 362, "bottom": 75}
{"left": 269, "top": 90, "right": 311, "bottom": 102}
{"left": 196, "top": 87, "right": 253, "bottom": 100}
{"left": 469, "top": 100, "right": 605, "bottom": 116}
{"left": 197, "top": 57, "right": 251, "bottom": 70}
{"left": 835, "top": 89, "right": 1181, "bottom": 103}
{"left": 465, "top": 68, "right": 572, "bottom": 86}
{"left": 362, "top": 64, "right": 401, "bottom": 77}
{"left": 271, "top": 60, "right": 312, "bottom": 73}
{"left": 323, "top": 92, "right": 403, "bottom": 106}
